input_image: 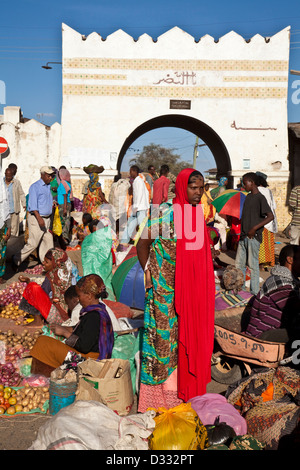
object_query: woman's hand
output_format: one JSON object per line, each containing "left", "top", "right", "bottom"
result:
{"left": 145, "top": 269, "right": 153, "bottom": 289}
{"left": 50, "top": 323, "right": 72, "bottom": 338}
{"left": 18, "top": 275, "right": 30, "bottom": 284}
{"left": 4, "top": 228, "right": 11, "bottom": 242}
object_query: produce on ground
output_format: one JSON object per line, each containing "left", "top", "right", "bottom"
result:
{"left": 0, "top": 282, "right": 25, "bottom": 307}
{"left": 0, "top": 329, "right": 42, "bottom": 351}
{"left": 0, "top": 278, "right": 43, "bottom": 308}
{"left": 0, "top": 383, "right": 49, "bottom": 415}
{"left": 0, "top": 303, "right": 31, "bottom": 325}
{"left": 0, "top": 362, "right": 22, "bottom": 387}
{"left": 24, "top": 265, "right": 44, "bottom": 275}
{"left": 0, "top": 330, "right": 43, "bottom": 386}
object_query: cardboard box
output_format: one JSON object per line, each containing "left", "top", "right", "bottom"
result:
{"left": 76, "top": 358, "right": 134, "bottom": 416}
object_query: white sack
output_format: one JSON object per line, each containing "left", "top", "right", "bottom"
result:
{"left": 29, "top": 400, "right": 156, "bottom": 451}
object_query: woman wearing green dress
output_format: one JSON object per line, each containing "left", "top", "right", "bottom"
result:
{"left": 137, "top": 169, "right": 215, "bottom": 412}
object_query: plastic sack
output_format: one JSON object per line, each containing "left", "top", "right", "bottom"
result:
{"left": 148, "top": 402, "right": 208, "bottom": 450}
{"left": 190, "top": 393, "right": 247, "bottom": 436}
{"left": 52, "top": 206, "right": 62, "bottom": 236}
{"left": 81, "top": 227, "right": 114, "bottom": 300}
{"left": 29, "top": 401, "right": 156, "bottom": 450}
{"left": 205, "top": 416, "right": 236, "bottom": 447}
{"left": 21, "top": 374, "right": 50, "bottom": 387}
{"left": 111, "top": 330, "right": 142, "bottom": 395}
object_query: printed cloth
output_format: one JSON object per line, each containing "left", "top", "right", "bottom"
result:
{"left": 259, "top": 265, "right": 300, "bottom": 298}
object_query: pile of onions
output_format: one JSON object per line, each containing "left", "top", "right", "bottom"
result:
{"left": 24, "top": 264, "right": 44, "bottom": 275}
{"left": 5, "top": 345, "right": 28, "bottom": 363}
{"left": 0, "top": 362, "right": 21, "bottom": 387}
{"left": 0, "top": 282, "right": 25, "bottom": 307}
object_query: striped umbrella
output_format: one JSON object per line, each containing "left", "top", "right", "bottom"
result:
{"left": 211, "top": 189, "right": 248, "bottom": 219}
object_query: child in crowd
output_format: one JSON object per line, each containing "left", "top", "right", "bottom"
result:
{"left": 61, "top": 285, "right": 81, "bottom": 327}
{"left": 235, "top": 172, "right": 274, "bottom": 295}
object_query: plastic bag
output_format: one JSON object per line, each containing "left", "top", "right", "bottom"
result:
{"left": 148, "top": 402, "right": 208, "bottom": 450}
{"left": 81, "top": 227, "right": 114, "bottom": 300}
{"left": 21, "top": 374, "right": 50, "bottom": 387}
{"left": 205, "top": 416, "right": 236, "bottom": 447}
{"left": 52, "top": 206, "right": 62, "bottom": 236}
{"left": 190, "top": 393, "right": 247, "bottom": 436}
{"left": 111, "top": 330, "right": 142, "bottom": 395}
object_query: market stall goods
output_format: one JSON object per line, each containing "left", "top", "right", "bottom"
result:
{"left": 0, "top": 282, "right": 25, "bottom": 307}
{"left": 0, "top": 329, "right": 42, "bottom": 351}
{"left": 0, "top": 383, "right": 49, "bottom": 415}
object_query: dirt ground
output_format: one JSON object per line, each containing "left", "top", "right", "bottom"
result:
{"left": 0, "top": 232, "right": 290, "bottom": 450}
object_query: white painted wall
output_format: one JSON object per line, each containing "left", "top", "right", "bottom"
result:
{"left": 60, "top": 24, "right": 290, "bottom": 187}
{"left": 0, "top": 106, "right": 61, "bottom": 195}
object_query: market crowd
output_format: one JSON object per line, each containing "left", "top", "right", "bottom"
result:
{"left": 0, "top": 160, "right": 300, "bottom": 414}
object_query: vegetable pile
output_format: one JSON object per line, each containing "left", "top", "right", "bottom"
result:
{"left": 0, "top": 329, "right": 42, "bottom": 351}
{"left": 24, "top": 265, "right": 44, "bottom": 275}
{"left": 0, "top": 282, "right": 25, "bottom": 307}
{"left": 0, "top": 363, "right": 22, "bottom": 387}
{"left": 0, "top": 330, "right": 43, "bottom": 386}
{"left": 0, "top": 303, "right": 28, "bottom": 325}
{"left": 0, "top": 383, "right": 49, "bottom": 415}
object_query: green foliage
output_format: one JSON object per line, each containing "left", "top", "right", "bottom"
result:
{"left": 129, "top": 143, "right": 191, "bottom": 176}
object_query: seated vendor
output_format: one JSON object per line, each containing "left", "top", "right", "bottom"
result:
{"left": 243, "top": 244, "right": 300, "bottom": 342}
{"left": 30, "top": 274, "right": 114, "bottom": 375}
{"left": 19, "top": 248, "right": 73, "bottom": 325}
{"left": 71, "top": 212, "right": 92, "bottom": 242}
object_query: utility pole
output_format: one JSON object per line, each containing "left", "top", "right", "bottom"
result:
{"left": 193, "top": 136, "right": 199, "bottom": 168}
{"left": 193, "top": 136, "right": 207, "bottom": 168}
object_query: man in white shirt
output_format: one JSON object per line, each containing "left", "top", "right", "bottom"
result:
{"left": 121, "top": 165, "right": 150, "bottom": 244}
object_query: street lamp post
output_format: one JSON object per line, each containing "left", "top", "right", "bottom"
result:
{"left": 41, "top": 62, "right": 62, "bottom": 70}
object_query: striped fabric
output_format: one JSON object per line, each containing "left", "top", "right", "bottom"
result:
{"left": 215, "top": 290, "right": 253, "bottom": 310}
{"left": 245, "top": 285, "right": 300, "bottom": 338}
{"left": 289, "top": 185, "right": 300, "bottom": 226}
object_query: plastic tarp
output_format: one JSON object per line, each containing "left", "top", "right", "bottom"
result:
{"left": 81, "top": 227, "right": 114, "bottom": 300}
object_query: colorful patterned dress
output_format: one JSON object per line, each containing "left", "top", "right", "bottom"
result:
{"left": 0, "top": 224, "right": 8, "bottom": 278}
{"left": 82, "top": 173, "right": 104, "bottom": 219}
{"left": 138, "top": 204, "right": 182, "bottom": 412}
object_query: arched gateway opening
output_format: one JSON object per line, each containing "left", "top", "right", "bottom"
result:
{"left": 118, "top": 115, "right": 231, "bottom": 180}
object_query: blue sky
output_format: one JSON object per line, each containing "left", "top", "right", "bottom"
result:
{"left": 1, "top": 0, "right": 300, "bottom": 172}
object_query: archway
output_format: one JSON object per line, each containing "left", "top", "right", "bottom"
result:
{"left": 117, "top": 115, "right": 231, "bottom": 181}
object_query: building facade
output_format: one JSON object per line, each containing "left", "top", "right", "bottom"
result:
{"left": 0, "top": 25, "right": 292, "bottom": 228}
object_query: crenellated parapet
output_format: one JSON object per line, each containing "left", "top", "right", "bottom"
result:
{"left": 62, "top": 24, "right": 290, "bottom": 102}
{"left": 60, "top": 24, "right": 291, "bottom": 228}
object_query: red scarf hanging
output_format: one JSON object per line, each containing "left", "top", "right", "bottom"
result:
{"left": 173, "top": 168, "right": 215, "bottom": 401}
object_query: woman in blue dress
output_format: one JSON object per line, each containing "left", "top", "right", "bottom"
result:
{"left": 57, "top": 168, "right": 73, "bottom": 245}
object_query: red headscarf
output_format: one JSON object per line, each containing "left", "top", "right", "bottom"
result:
{"left": 173, "top": 168, "right": 215, "bottom": 401}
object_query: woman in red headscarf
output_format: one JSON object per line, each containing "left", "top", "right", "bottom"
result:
{"left": 18, "top": 248, "right": 73, "bottom": 325}
{"left": 137, "top": 168, "right": 215, "bottom": 411}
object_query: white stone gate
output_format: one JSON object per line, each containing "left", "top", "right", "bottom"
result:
{"left": 60, "top": 24, "right": 291, "bottom": 228}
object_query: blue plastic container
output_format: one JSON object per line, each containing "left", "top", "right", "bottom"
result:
{"left": 49, "top": 380, "right": 77, "bottom": 415}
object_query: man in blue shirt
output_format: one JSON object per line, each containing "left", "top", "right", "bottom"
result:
{"left": 13, "top": 166, "right": 55, "bottom": 268}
